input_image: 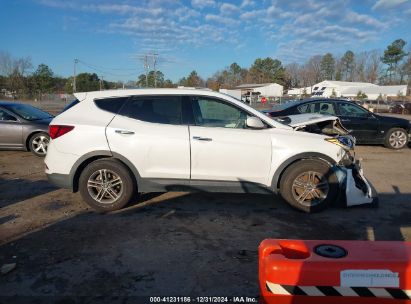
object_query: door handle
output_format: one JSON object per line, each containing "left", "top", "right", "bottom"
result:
{"left": 115, "top": 130, "right": 135, "bottom": 135}
{"left": 341, "top": 119, "right": 350, "bottom": 122}
{"left": 193, "top": 136, "right": 212, "bottom": 141}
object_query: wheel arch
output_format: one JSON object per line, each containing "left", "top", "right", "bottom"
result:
{"left": 70, "top": 150, "right": 141, "bottom": 193}
{"left": 271, "top": 152, "right": 337, "bottom": 193}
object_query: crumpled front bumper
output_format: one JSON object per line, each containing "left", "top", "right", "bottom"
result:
{"left": 334, "top": 160, "right": 378, "bottom": 207}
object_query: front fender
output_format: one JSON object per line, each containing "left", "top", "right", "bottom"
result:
{"left": 270, "top": 152, "right": 337, "bottom": 193}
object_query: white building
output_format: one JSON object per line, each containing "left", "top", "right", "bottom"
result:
{"left": 218, "top": 89, "right": 242, "bottom": 100}
{"left": 288, "top": 80, "right": 407, "bottom": 100}
{"left": 287, "top": 86, "right": 313, "bottom": 96}
{"left": 234, "top": 83, "right": 283, "bottom": 98}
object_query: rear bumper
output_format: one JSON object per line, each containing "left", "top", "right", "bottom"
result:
{"left": 46, "top": 173, "right": 72, "bottom": 190}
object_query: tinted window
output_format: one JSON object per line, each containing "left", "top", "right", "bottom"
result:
{"left": 191, "top": 97, "right": 248, "bottom": 128}
{"left": 4, "top": 104, "right": 52, "bottom": 121}
{"left": 95, "top": 97, "right": 128, "bottom": 114}
{"left": 338, "top": 102, "right": 369, "bottom": 117}
{"left": 0, "top": 109, "right": 17, "bottom": 121}
{"left": 297, "top": 103, "right": 315, "bottom": 113}
{"left": 62, "top": 99, "right": 80, "bottom": 112}
{"left": 297, "top": 102, "right": 335, "bottom": 115}
{"left": 120, "top": 96, "right": 182, "bottom": 125}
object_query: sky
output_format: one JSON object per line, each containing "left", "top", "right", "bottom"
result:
{"left": 0, "top": 0, "right": 410, "bottom": 82}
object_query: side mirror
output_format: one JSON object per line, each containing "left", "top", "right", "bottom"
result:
{"left": 246, "top": 116, "right": 265, "bottom": 129}
{"left": 367, "top": 112, "right": 376, "bottom": 119}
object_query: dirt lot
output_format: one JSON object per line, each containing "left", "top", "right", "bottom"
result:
{"left": 1, "top": 100, "right": 411, "bottom": 299}
{"left": 0, "top": 143, "right": 411, "bottom": 299}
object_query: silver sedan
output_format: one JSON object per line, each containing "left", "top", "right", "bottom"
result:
{"left": 0, "top": 101, "right": 53, "bottom": 157}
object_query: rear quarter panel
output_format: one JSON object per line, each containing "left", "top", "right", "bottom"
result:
{"left": 49, "top": 98, "right": 114, "bottom": 156}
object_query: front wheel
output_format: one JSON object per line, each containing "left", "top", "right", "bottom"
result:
{"left": 78, "top": 159, "right": 135, "bottom": 212}
{"left": 29, "top": 132, "right": 50, "bottom": 157}
{"left": 279, "top": 159, "right": 339, "bottom": 213}
{"left": 384, "top": 128, "right": 408, "bottom": 149}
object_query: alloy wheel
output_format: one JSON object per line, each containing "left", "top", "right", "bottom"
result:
{"left": 32, "top": 135, "right": 49, "bottom": 155}
{"left": 389, "top": 131, "right": 407, "bottom": 149}
{"left": 87, "top": 169, "right": 123, "bottom": 204}
{"left": 291, "top": 171, "right": 329, "bottom": 207}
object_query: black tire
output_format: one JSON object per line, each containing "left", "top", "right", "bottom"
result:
{"left": 29, "top": 132, "right": 50, "bottom": 157}
{"left": 79, "top": 159, "right": 135, "bottom": 213}
{"left": 384, "top": 128, "right": 408, "bottom": 149}
{"left": 279, "top": 159, "right": 339, "bottom": 213}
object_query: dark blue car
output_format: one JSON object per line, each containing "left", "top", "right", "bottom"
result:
{"left": 263, "top": 98, "right": 411, "bottom": 149}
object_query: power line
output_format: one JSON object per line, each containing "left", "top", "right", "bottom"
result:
{"left": 76, "top": 59, "right": 141, "bottom": 77}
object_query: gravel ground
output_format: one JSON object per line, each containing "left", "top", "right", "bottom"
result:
{"left": 0, "top": 100, "right": 410, "bottom": 301}
{"left": 0, "top": 144, "right": 410, "bottom": 300}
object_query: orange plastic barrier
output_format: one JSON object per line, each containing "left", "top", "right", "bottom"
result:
{"left": 259, "top": 239, "right": 411, "bottom": 304}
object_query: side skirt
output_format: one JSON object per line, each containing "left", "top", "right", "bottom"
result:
{"left": 138, "top": 178, "right": 273, "bottom": 194}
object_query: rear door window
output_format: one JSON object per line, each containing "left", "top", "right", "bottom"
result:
{"left": 119, "top": 96, "right": 182, "bottom": 125}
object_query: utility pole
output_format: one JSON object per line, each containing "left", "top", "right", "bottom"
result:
{"left": 144, "top": 55, "right": 149, "bottom": 87}
{"left": 152, "top": 52, "right": 158, "bottom": 88}
{"left": 73, "top": 59, "right": 78, "bottom": 92}
{"left": 100, "top": 75, "right": 104, "bottom": 91}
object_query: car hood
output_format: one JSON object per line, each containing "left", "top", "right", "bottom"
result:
{"left": 376, "top": 114, "right": 410, "bottom": 125}
{"left": 273, "top": 113, "right": 350, "bottom": 136}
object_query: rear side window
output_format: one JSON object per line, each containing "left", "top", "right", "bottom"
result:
{"left": 119, "top": 96, "right": 182, "bottom": 125}
{"left": 95, "top": 97, "right": 128, "bottom": 114}
{"left": 62, "top": 99, "right": 80, "bottom": 112}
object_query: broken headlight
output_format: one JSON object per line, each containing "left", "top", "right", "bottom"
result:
{"left": 325, "top": 135, "right": 355, "bottom": 151}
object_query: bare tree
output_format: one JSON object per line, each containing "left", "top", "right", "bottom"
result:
{"left": 0, "top": 51, "right": 13, "bottom": 76}
{"left": 305, "top": 55, "right": 322, "bottom": 85}
{"left": 285, "top": 63, "right": 301, "bottom": 88}
{"left": 354, "top": 52, "right": 368, "bottom": 82}
{"left": 365, "top": 50, "right": 382, "bottom": 84}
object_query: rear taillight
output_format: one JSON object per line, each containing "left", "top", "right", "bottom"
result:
{"left": 49, "top": 125, "right": 74, "bottom": 139}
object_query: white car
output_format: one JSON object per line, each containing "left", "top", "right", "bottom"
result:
{"left": 45, "top": 89, "right": 376, "bottom": 213}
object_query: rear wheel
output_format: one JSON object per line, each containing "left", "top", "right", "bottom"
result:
{"left": 384, "top": 128, "right": 408, "bottom": 149}
{"left": 29, "top": 132, "right": 50, "bottom": 157}
{"left": 279, "top": 159, "right": 339, "bottom": 213}
{"left": 79, "top": 159, "right": 135, "bottom": 212}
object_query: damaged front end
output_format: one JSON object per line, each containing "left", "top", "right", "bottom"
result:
{"left": 276, "top": 113, "right": 378, "bottom": 207}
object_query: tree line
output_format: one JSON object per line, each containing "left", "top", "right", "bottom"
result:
{"left": 0, "top": 39, "right": 410, "bottom": 99}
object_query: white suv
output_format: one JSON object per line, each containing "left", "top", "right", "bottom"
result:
{"left": 45, "top": 89, "right": 376, "bottom": 213}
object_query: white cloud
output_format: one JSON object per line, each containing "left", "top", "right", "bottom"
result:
{"left": 345, "top": 12, "right": 388, "bottom": 29}
{"left": 240, "top": 0, "right": 254, "bottom": 8}
{"left": 191, "top": 0, "right": 216, "bottom": 9}
{"left": 240, "top": 9, "right": 265, "bottom": 20}
{"left": 220, "top": 3, "right": 240, "bottom": 15}
{"left": 205, "top": 13, "right": 239, "bottom": 25}
{"left": 373, "top": 0, "right": 409, "bottom": 10}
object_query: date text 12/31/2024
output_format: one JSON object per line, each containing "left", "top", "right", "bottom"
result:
{"left": 149, "top": 297, "right": 258, "bottom": 303}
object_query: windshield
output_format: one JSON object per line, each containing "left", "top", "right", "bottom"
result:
{"left": 4, "top": 103, "right": 53, "bottom": 121}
